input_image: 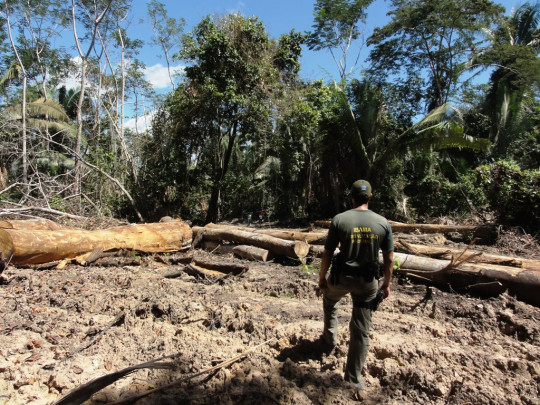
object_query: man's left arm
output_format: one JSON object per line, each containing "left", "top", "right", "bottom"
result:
{"left": 380, "top": 250, "right": 394, "bottom": 299}
{"left": 318, "top": 248, "right": 333, "bottom": 290}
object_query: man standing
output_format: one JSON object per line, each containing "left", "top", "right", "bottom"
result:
{"left": 318, "top": 180, "right": 394, "bottom": 390}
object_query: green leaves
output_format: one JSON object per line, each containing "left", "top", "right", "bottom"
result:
{"left": 391, "top": 104, "right": 491, "bottom": 155}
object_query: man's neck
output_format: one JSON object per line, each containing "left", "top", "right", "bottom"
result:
{"left": 354, "top": 203, "right": 369, "bottom": 211}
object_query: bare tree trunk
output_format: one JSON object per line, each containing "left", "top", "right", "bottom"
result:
{"left": 4, "top": 9, "right": 28, "bottom": 185}
{"left": 71, "top": 0, "right": 114, "bottom": 197}
{"left": 314, "top": 220, "right": 495, "bottom": 239}
{"left": 205, "top": 119, "right": 238, "bottom": 224}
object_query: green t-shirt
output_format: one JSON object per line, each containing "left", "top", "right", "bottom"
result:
{"left": 324, "top": 209, "right": 393, "bottom": 269}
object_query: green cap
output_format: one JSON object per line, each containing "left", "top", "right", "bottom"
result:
{"left": 351, "top": 180, "right": 372, "bottom": 198}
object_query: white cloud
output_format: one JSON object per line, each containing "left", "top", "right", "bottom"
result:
{"left": 124, "top": 111, "right": 156, "bottom": 133}
{"left": 57, "top": 59, "right": 184, "bottom": 92}
{"left": 144, "top": 63, "right": 185, "bottom": 89}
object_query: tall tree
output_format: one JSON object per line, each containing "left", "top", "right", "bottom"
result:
{"left": 179, "top": 14, "right": 279, "bottom": 223}
{"left": 146, "top": 0, "right": 185, "bottom": 90}
{"left": 306, "top": 0, "right": 374, "bottom": 79}
{"left": 367, "top": 0, "right": 504, "bottom": 113}
{"left": 136, "top": 15, "right": 306, "bottom": 222}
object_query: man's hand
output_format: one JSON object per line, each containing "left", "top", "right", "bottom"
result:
{"left": 318, "top": 277, "right": 328, "bottom": 291}
{"left": 381, "top": 284, "right": 390, "bottom": 299}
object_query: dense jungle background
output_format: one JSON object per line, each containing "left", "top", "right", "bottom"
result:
{"left": 0, "top": 0, "right": 539, "bottom": 231}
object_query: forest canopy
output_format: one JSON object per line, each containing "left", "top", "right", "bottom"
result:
{"left": 0, "top": 0, "right": 539, "bottom": 234}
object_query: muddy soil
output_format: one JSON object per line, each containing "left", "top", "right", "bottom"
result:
{"left": 1, "top": 242, "right": 539, "bottom": 404}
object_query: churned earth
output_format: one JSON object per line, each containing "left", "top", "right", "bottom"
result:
{"left": 0, "top": 228, "right": 539, "bottom": 405}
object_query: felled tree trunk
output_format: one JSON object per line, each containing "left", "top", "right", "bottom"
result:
{"left": 309, "top": 244, "right": 325, "bottom": 258}
{"left": 395, "top": 241, "right": 540, "bottom": 270}
{"left": 202, "top": 240, "right": 235, "bottom": 255}
{"left": 205, "top": 223, "right": 327, "bottom": 244}
{"left": 315, "top": 220, "right": 495, "bottom": 239}
{"left": 0, "top": 220, "right": 192, "bottom": 267}
{"left": 192, "top": 226, "right": 309, "bottom": 259}
{"left": 390, "top": 252, "right": 540, "bottom": 307}
{"left": 389, "top": 222, "right": 496, "bottom": 240}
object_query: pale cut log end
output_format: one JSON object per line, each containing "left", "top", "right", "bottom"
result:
{"left": 293, "top": 241, "right": 310, "bottom": 259}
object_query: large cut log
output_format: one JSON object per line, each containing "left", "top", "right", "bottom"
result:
{"left": 205, "top": 223, "right": 327, "bottom": 244}
{"left": 395, "top": 240, "right": 540, "bottom": 270}
{"left": 310, "top": 244, "right": 325, "bottom": 258}
{"left": 192, "top": 226, "right": 309, "bottom": 259}
{"left": 0, "top": 220, "right": 192, "bottom": 266}
{"left": 389, "top": 252, "right": 540, "bottom": 307}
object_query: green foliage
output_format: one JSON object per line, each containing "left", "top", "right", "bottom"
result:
{"left": 505, "top": 104, "right": 540, "bottom": 169}
{"left": 298, "top": 259, "right": 318, "bottom": 277}
{"left": 475, "top": 160, "right": 540, "bottom": 233}
{"left": 274, "top": 30, "right": 306, "bottom": 79}
{"left": 407, "top": 169, "right": 478, "bottom": 220}
{"left": 307, "top": 0, "right": 373, "bottom": 50}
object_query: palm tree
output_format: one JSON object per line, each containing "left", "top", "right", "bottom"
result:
{"left": 331, "top": 80, "right": 491, "bottom": 179}
{"left": 476, "top": 1, "right": 540, "bottom": 152}
{"left": 0, "top": 62, "right": 21, "bottom": 92}
{"left": 3, "top": 97, "right": 75, "bottom": 176}
{"left": 3, "top": 97, "right": 73, "bottom": 135}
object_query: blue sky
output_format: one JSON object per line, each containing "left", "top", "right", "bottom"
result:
{"left": 122, "top": 0, "right": 523, "bottom": 129}
{"left": 129, "top": 0, "right": 522, "bottom": 86}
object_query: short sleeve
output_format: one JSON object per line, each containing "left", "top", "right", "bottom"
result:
{"left": 380, "top": 221, "right": 394, "bottom": 251}
{"left": 324, "top": 218, "right": 340, "bottom": 252}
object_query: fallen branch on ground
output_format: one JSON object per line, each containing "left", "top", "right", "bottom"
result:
{"left": 53, "top": 355, "right": 179, "bottom": 405}
{"left": 109, "top": 338, "right": 275, "bottom": 405}
{"left": 65, "top": 312, "right": 126, "bottom": 359}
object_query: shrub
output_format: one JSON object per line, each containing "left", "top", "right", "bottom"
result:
{"left": 475, "top": 160, "right": 540, "bottom": 234}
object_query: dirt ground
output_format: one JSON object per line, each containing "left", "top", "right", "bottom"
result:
{"left": 0, "top": 226, "right": 539, "bottom": 405}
